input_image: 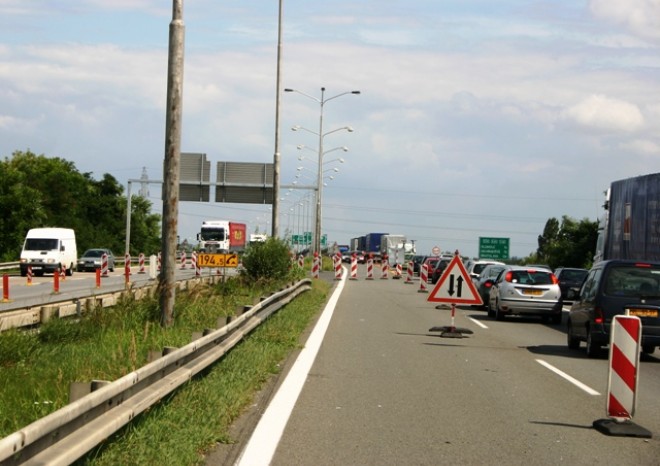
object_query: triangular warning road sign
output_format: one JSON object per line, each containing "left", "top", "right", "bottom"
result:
{"left": 427, "top": 255, "right": 483, "bottom": 305}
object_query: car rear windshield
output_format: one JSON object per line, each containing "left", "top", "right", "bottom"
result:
{"left": 604, "top": 264, "right": 660, "bottom": 297}
{"left": 562, "top": 269, "right": 587, "bottom": 281}
{"left": 511, "top": 270, "right": 554, "bottom": 285}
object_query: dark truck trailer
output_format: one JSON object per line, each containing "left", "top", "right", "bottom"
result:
{"left": 596, "top": 172, "right": 660, "bottom": 262}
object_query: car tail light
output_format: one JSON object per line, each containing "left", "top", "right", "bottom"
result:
{"left": 594, "top": 307, "right": 604, "bottom": 324}
{"left": 485, "top": 281, "right": 492, "bottom": 288}
{"left": 550, "top": 273, "right": 559, "bottom": 285}
{"left": 504, "top": 271, "right": 513, "bottom": 282}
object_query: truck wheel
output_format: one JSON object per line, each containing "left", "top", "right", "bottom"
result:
{"left": 66, "top": 264, "right": 73, "bottom": 276}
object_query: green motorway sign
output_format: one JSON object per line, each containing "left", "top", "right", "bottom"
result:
{"left": 479, "top": 237, "right": 510, "bottom": 260}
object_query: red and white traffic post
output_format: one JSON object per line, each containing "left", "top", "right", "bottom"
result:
{"left": 334, "top": 253, "right": 342, "bottom": 280}
{"left": 311, "top": 252, "right": 320, "bottom": 279}
{"left": 349, "top": 253, "right": 358, "bottom": 280}
{"left": 366, "top": 255, "right": 374, "bottom": 280}
{"left": 418, "top": 264, "right": 428, "bottom": 293}
{"left": 138, "top": 253, "right": 146, "bottom": 274}
{"left": 101, "top": 253, "right": 109, "bottom": 277}
{"left": 404, "top": 261, "right": 414, "bottom": 284}
{"left": 380, "top": 255, "right": 389, "bottom": 279}
{"left": 593, "top": 314, "right": 651, "bottom": 437}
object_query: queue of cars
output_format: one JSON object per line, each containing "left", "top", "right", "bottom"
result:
{"left": 375, "top": 253, "right": 658, "bottom": 358}
{"left": 462, "top": 259, "right": 659, "bottom": 358}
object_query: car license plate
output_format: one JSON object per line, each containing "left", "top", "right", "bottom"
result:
{"left": 523, "top": 289, "right": 543, "bottom": 296}
{"left": 627, "top": 308, "right": 659, "bottom": 318}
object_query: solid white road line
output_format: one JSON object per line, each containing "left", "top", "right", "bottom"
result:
{"left": 235, "top": 270, "right": 347, "bottom": 466}
{"left": 536, "top": 359, "right": 601, "bottom": 396}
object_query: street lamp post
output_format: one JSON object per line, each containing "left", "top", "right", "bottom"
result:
{"left": 285, "top": 87, "right": 360, "bottom": 254}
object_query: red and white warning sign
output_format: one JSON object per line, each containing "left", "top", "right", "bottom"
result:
{"left": 427, "top": 255, "right": 483, "bottom": 305}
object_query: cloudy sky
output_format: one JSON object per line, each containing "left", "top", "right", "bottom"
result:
{"left": 1, "top": 0, "right": 659, "bottom": 259}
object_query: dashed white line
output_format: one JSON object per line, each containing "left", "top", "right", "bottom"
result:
{"left": 468, "top": 317, "right": 489, "bottom": 329}
{"left": 536, "top": 359, "right": 601, "bottom": 396}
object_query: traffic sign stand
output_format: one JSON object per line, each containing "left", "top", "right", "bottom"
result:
{"left": 427, "top": 251, "right": 481, "bottom": 339}
{"left": 429, "top": 303, "right": 474, "bottom": 338}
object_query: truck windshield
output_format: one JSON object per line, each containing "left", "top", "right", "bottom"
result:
{"left": 25, "top": 238, "right": 59, "bottom": 251}
{"left": 201, "top": 229, "right": 226, "bottom": 241}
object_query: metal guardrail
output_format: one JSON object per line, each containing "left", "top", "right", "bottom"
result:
{"left": 0, "top": 272, "right": 223, "bottom": 332}
{"left": 0, "top": 278, "right": 312, "bottom": 465}
{"left": 0, "top": 262, "right": 19, "bottom": 272}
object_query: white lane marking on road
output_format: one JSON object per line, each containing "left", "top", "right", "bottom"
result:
{"left": 236, "top": 270, "right": 347, "bottom": 466}
{"left": 468, "top": 317, "right": 488, "bottom": 329}
{"left": 536, "top": 359, "right": 600, "bottom": 396}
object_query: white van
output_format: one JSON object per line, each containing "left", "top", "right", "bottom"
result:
{"left": 19, "top": 228, "right": 78, "bottom": 277}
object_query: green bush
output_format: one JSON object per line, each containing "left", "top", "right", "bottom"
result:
{"left": 240, "top": 237, "right": 299, "bottom": 282}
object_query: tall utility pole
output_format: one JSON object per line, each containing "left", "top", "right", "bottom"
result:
{"left": 271, "top": 0, "right": 284, "bottom": 239}
{"left": 160, "top": 0, "right": 185, "bottom": 327}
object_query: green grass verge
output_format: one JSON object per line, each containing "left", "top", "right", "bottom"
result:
{"left": 0, "top": 277, "right": 330, "bottom": 465}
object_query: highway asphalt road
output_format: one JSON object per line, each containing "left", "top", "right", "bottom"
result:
{"left": 208, "top": 267, "right": 660, "bottom": 465}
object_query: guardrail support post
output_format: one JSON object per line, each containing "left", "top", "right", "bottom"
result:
{"left": 69, "top": 380, "right": 111, "bottom": 403}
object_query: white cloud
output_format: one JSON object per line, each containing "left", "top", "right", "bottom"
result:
{"left": 561, "top": 94, "right": 644, "bottom": 132}
{"left": 590, "top": 0, "right": 660, "bottom": 41}
{"left": 622, "top": 139, "right": 660, "bottom": 156}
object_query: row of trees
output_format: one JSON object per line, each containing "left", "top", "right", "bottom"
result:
{"left": 527, "top": 216, "right": 599, "bottom": 270}
{"left": 0, "top": 150, "right": 161, "bottom": 261}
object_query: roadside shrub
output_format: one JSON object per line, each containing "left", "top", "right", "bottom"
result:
{"left": 241, "top": 237, "right": 298, "bottom": 282}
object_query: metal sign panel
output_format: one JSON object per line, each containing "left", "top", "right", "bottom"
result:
{"left": 479, "top": 237, "right": 510, "bottom": 260}
{"left": 215, "top": 161, "right": 274, "bottom": 204}
{"left": 165, "top": 152, "right": 211, "bottom": 202}
{"left": 197, "top": 253, "right": 239, "bottom": 268}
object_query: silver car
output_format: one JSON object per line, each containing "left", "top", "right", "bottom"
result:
{"left": 77, "top": 248, "right": 115, "bottom": 272}
{"left": 487, "top": 265, "right": 563, "bottom": 324}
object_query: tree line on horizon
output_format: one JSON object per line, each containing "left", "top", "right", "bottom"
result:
{"left": 0, "top": 150, "right": 598, "bottom": 269}
{"left": 0, "top": 150, "right": 161, "bottom": 261}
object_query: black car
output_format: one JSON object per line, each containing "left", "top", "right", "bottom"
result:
{"left": 430, "top": 258, "right": 451, "bottom": 284}
{"left": 567, "top": 260, "right": 660, "bottom": 357}
{"left": 411, "top": 255, "right": 428, "bottom": 275}
{"left": 474, "top": 263, "right": 508, "bottom": 307}
{"left": 77, "top": 248, "right": 115, "bottom": 272}
{"left": 554, "top": 267, "right": 588, "bottom": 300}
